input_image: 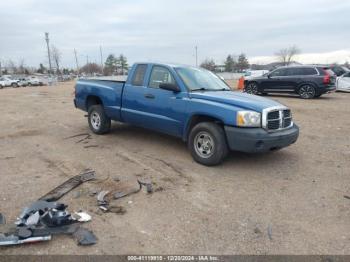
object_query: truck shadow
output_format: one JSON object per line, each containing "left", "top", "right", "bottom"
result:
{"left": 107, "top": 122, "right": 296, "bottom": 169}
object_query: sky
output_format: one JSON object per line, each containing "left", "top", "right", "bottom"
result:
{"left": 1, "top": 0, "right": 350, "bottom": 68}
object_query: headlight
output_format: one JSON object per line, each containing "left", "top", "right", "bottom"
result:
{"left": 236, "top": 111, "right": 261, "bottom": 127}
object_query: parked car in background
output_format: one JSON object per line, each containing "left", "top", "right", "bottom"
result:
{"left": 15, "top": 77, "right": 28, "bottom": 87}
{"left": 74, "top": 62, "right": 299, "bottom": 166}
{"left": 244, "top": 70, "right": 269, "bottom": 80}
{"left": 26, "top": 76, "right": 44, "bottom": 86}
{"left": 329, "top": 65, "right": 349, "bottom": 77}
{"left": 244, "top": 66, "right": 336, "bottom": 99}
{"left": 0, "top": 76, "right": 20, "bottom": 88}
{"left": 336, "top": 71, "right": 350, "bottom": 92}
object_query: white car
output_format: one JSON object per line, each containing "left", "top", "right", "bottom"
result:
{"left": 336, "top": 71, "right": 350, "bottom": 92}
{"left": 26, "top": 76, "right": 44, "bottom": 86}
{"left": 0, "top": 77, "right": 20, "bottom": 88}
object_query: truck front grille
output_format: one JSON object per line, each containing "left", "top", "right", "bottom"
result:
{"left": 263, "top": 107, "right": 293, "bottom": 131}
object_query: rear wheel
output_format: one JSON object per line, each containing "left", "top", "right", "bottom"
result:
{"left": 244, "top": 82, "right": 259, "bottom": 95}
{"left": 298, "top": 84, "right": 316, "bottom": 99}
{"left": 12, "top": 83, "right": 18, "bottom": 88}
{"left": 88, "top": 105, "right": 111, "bottom": 134}
{"left": 188, "top": 122, "right": 228, "bottom": 166}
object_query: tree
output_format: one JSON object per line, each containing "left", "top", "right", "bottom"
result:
{"left": 37, "top": 63, "right": 47, "bottom": 74}
{"left": 117, "top": 54, "right": 128, "bottom": 75}
{"left": 224, "top": 55, "right": 236, "bottom": 72}
{"left": 200, "top": 58, "right": 216, "bottom": 72}
{"left": 51, "top": 45, "right": 62, "bottom": 74}
{"left": 7, "top": 60, "right": 17, "bottom": 74}
{"left": 80, "top": 63, "right": 102, "bottom": 76}
{"left": 18, "top": 58, "right": 26, "bottom": 74}
{"left": 275, "top": 45, "right": 301, "bottom": 66}
{"left": 104, "top": 54, "right": 117, "bottom": 75}
{"left": 236, "top": 53, "right": 250, "bottom": 72}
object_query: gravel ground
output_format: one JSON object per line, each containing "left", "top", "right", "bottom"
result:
{"left": 0, "top": 82, "right": 349, "bottom": 255}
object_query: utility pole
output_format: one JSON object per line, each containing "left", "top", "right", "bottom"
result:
{"left": 45, "top": 32, "right": 52, "bottom": 75}
{"left": 86, "top": 55, "right": 89, "bottom": 65}
{"left": 74, "top": 49, "right": 79, "bottom": 74}
{"left": 0, "top": 60, "right": 2, "bottom": 76}
{"left": 100, "top": 45, "right": 104, "bottom": 72}
{"left": 195, "top": 46, "right": 198, "bottom": 67}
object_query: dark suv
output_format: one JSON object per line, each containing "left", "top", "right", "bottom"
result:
{"left": 244, "top": 66, "right": 336, "bottom": 99}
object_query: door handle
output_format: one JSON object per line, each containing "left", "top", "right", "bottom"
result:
{"left": 144, "top": 93, "right": 155, "bottom": 99}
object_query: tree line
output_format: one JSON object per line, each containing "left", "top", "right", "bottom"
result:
{"left": 200, "top": 53, "right": 250, "bottom": 73}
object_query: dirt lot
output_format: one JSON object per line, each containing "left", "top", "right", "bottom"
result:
{"left": 0, "top": 82, "right": 349, "bottom": 255}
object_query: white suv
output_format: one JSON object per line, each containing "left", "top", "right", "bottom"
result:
{"left": 0, "top": 77, "right": 20, "bottom": 88}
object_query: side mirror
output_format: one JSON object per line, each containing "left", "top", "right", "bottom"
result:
{"left": 159, "top": 83, "right": 181, "bottom": 92}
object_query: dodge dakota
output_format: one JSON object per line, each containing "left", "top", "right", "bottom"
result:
{"left": 74, "top": 63, "right": 299, "bottom": 166}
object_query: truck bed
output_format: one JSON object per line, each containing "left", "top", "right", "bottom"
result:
{"left": 74, "top": 79, "right": 125, "bottom": 121}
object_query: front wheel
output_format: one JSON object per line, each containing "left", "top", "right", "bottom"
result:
{"left": 12, "top": 83, "right": 18, "bottom": 88}
{"left": 88, "top": 105, "right": 111, "bottom": 134}
{"left": 298, "top": 85, "right": 316, "bottom": 99}
{"left": 188, "top": 122, "right": 228, "bottom": 166}
{"left": 244, "top": 82, "right": 259, "bottom": 95}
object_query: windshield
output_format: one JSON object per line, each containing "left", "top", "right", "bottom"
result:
{"left": 175, "top": 67, "right": 230, "bottom": 91}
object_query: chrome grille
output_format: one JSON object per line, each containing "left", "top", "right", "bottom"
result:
{"left": 263, "top": 107, "right": 293, "bottom": 131}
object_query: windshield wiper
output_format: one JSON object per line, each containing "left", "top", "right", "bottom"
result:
{"left": 191, "top": 87, "right": 230, "bottom": 92}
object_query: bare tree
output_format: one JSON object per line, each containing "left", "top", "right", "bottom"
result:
{"left": 275, "top": 45, "right": 301, "bottom": 66}
{"left": 6, "top": 59, "right": 17, "bottom": 74}
{"left": 18, "top": 58, "right": 26, "bottom": 74}
{"left": 51, "top": 45, "right": 62, "bottom": 74}
{"left": 80, "top": 63, "right": 102, "bottom": 76}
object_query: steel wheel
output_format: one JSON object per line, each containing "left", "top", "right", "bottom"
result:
{"left": 90, "top": 111, "right": 101, "bottom": 130}
{"left": 194, "top": 131, "right": 215, "bottom": 159}
{"left": 299, "top": 85, "right": 315, "bottom": 99}
{"left": 245, "top": 82, "right": 258, "bottom": 95}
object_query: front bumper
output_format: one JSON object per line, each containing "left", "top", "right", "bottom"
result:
{"left": 224, "top": 124, "right": 299, "bottom": 153}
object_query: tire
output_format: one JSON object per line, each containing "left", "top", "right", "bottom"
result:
{"left": 188, "top": 122, "right": 228, "bottom": 166}
{"left": 88, "top": 105, "right": 111, "bottom": 134}
{"left": 261, "top": 92, "right": 268, "bottom": 96}
{"left": 0, "top": 85, "right": 3, "bottom": 89}
{"left": 244, "top": 82, "right": 259, "bottom": 95}
{"left": 12, "top": 83, "right": 18, "bottom": 88}
{"left": 298, "top": 84, "right": 316, "bottom": 99}
{"left": 28, "top": 83, "right": 32, "bottom": 86}
{"left": 314, "top": 94, "right": 322, "bottom": 98}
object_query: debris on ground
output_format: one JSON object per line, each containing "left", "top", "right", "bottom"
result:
{"left": 97, "top": 190, "right": 110, "bottom": 211}
{"left": 113, "top": 179, "right": 153, "bottom": 200}
{"left": 267, "top": 225, "right": 273, "bottom": 240}
{"left": 344, "top": 195, "right": 350, "bottom": 200}
{"left": 73, "top": 227, "right": 97, "bottom": 246}
{"left": 72, "top": 212, "right": 92, "bottom": 222}
{"left": 0, "top": 199, "right": 95, "bottom": 247}
{"left": 39, "top": 169, "right": 96, "bottom": 202}
{"left": 0, "top": 213, "right": 5, "bottom": 225}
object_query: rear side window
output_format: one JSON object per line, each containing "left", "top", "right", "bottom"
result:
{"left": 131, "top": 64, "right": 147, "bottom": 86}
{"left": 270, "top": 68, "right": 288, "bottom": 77}
{"left": 301, "top": 68, "right": 318, "bottom": 75}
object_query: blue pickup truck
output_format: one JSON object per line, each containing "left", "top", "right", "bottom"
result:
{"left": 74, "top": 63, "right": 299, "bottom": 166}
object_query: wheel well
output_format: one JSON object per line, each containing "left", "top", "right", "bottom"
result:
{"left": 185, "top": 115, "right": 223, "bottom": 141}
{"left": 86, "top": 96, "right": 103, "bottom": 110}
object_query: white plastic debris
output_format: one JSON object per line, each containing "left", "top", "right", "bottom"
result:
{"left": 72, "top": 212, "right": 91, "bottom": 222}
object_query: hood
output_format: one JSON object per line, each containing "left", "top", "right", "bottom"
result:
{"left": 190, "top": 91, "right": 283, "bottom": 112}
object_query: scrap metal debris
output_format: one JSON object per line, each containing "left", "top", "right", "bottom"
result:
{"left": 73, "top": 227, "right": 97, "bottom": 246}
{"left": 0, "top": 213, "right": 5, "bottom": 225}
{"left": 39, "top": 169, "right": 96, "bottom": 202}
{"left": 267, "top": 225, "right": 273, "bottom": 240}
{"left": 0, "top": 200, "right": 94, "bottom": 247}
{"left": 344, "top": 195, "right": 350, "bottom": 200}
{"left": 113, "top": 179, "right": 153, "bottom": 200}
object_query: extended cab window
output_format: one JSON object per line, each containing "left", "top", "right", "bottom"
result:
{"left": 131, "top": 64, "right": 147, "bottom": 86}
{"left": 270, "top": 68, "right": 288, "bottom": 77}
{"left": 149, "top": 66, "right": 175, "bottom": 88}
